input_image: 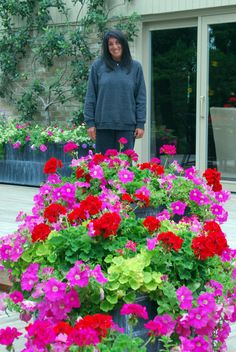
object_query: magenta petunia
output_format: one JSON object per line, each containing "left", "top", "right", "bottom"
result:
{"left": 44, "top": 278, "right": 67, "bottom": 302}
{"left": 171, "top": 201, "right": 187, "bottom": 215}
{"left": 118, "top": 169, "right": 134, "bottom": 183}
{"left": 176, "top": 286, "right": 193, "bottom": 310}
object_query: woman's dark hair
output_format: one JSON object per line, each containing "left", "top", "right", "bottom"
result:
{"left": 102, "top": 29, "right": 132, "bottom": 70}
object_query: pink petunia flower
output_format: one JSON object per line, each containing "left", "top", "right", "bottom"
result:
{"left": 176, "top": 286, "right": 193, "bottom": 310}
{"left": 44, "top": 278, "right": 67, "bottom": 302}
{"left": 118, "top": 169, "right": 134, "bottom": 183}
{"left": 171, "top": 201, "right": 187, "bottom": 216}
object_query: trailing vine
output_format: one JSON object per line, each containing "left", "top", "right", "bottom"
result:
{"left": 0, "top": 0, "right": 140, "bottom": 124}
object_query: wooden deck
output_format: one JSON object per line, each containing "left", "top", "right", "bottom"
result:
{"left": 0, "top": 184, "right": 236, "bottom": 351}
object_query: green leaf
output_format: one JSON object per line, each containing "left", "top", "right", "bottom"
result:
{"left": 123, "top": 291, "right": 136, "bottom": 303}
{"left": 35, "top": 244, "right": 50, "bottom": 256}
{"left": 107, "top": 281, "right": 120, "bottom": 291}
{"left": 129, "top": 278, "right": 141, "bottom": 290}
{"left": 47, "top": 252, "right": 57, "bottom": 263}
{"left": 143, "top": 271, "right": 152, "bottom": 284}
{"left": 21, "top": 252, "right": 32, "bottom": 263}
{"left": 106, "top": 294, "right": 118, "bottom": 305}
{"left": 100, "top": 300, "right": 114, "bottom": 312}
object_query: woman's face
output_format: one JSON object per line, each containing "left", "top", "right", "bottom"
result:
{"left": 108, "top": 37, "right": 123, "bottom": 61}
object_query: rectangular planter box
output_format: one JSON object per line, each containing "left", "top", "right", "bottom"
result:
{"left": 0, "top": 143, "right": 89, "bottom": 186}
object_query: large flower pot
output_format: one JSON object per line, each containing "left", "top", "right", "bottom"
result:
{"left": 0, "top": 143, "right": 89, "bottom": 186}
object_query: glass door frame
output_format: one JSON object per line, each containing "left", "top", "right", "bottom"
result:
{"left": 141, "top": 18, "right": 198, "bottom": 163}
{"left": 199, "top": 13, "right": 236, "bottom": 191}
{"left": 142, "top": 12, "right": 236, "bottom": 191}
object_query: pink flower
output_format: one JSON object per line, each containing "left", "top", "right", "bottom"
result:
{"left": 146, "top": 237, "right": 158, "bottom": 250}
{"left": 63, "top": 142, "right": 78, "bottom": 153}
{"left": 125, "top": 240, "right": 137, "bottom": 252}
{"left": 89, "top": 165, "right": 104, "bottom": 179}
{"left": 171, "top": 201, "right": 187, "bottom": 216}
{"left": 66, "top": 262, "right": 89, "bottom": 287}
{"left": 39, "top": 144, "right": 47, "bottom": 152}
{"left": 159, "top": 144, "right": 176, "bottom": 155}
{"left": 118, "top": 137, "right": 128, "bottom": 145}
{"left": 176, "top": 286, "right": 193, "bottom": 310}
{"left": 25, "top": 135, "right": 30, "bottom": 141}
{"left": 197, "top": 292, "right": 216, "bottom": 312}
{"left": 0, "top": 327, "right": 22, "bottom": 346}
{"left": 9, "top": 290, "right": 24, "bottom": 304}
{"left": 25, "top": 320, "right": 56, "bottom": 349}
{"left": 188, "top": 307, "right": 208, "bottom": 328}
{"left": 12, "top": 141, "right": 21, "bottom": 149}
{"left": 65, "top": 288, "right": 81, "bottom": 309}
{"left": 44, "top": 278, "right": 67, "bottom": 302}
{"left": 118, "top": 169, "right": 134, "bottom": 183}
{"left": 144, "top": 314, "right": 175, "bottom": 336}
{"left": 120, "top": 303, "right": 148, "bottom": 319}
{"left": 90, "top": 265, "right": 108, "bottom": 284}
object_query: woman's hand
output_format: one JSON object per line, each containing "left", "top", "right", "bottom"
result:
{"left": 87, "top": 127, "right": 96, "bottom": 141}
{"left": 134, "top": 128, "right": 144, "bottom": 139}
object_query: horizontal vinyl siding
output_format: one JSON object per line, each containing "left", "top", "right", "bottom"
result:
{"left": 109, "top": 0, "right": 236, "bottom": 16}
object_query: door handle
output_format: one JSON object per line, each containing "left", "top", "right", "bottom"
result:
{"left": 200, "top": 96, "right": 205, "bottom": 118}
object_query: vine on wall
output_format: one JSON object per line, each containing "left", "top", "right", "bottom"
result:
{"left": 0, "top": 0, "right": 139, "bottom": 124}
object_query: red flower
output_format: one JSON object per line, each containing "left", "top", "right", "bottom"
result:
{"left": 134, "top": 193, "right": 150, "bottom": 208}
{"left": 122, "top": 193, "right": 134, "bottom": 203}
{"left": 68, "top": 207, "right": 86, "bottom": 224}
{"left": 203, "top": 168, "right": 222, "bottom": 192}
{"left": 43, "top": 157, "right": 63, "bottom": 174}
{"left": 90, "top": 212, "right": 121, "bottom": 238}
{"left": 143, "top": 216, "right": 160, "bottom": 233}
{"left": 192, "top": 221, "right": 228, "bottom": 260}
{"left": 80, "top": 195, "right": 102, "bottom": 216}
{"left": 31, "top": 223, "right": 51, "bottom": 242}
{"left": 53, "top": 322, "right": 73, "bottom": 335}
{"left": 44, "top": 203, "right": 67, "bottom": 223}
{"left": 75, "top": 167, "right": 85, "bottom": 179}
{"left": 75, "top": 314, "right": 113, "bottom": 338}
{"left": 157, "top": 231, "right": 183, "bottom": 252}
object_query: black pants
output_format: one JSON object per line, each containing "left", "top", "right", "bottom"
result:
{"left": 95, "top": 129, "right": 135, "bottom": 155}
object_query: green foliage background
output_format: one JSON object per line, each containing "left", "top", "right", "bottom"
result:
{"left": 0, "top": 0, "right": 139, "bottom": 124}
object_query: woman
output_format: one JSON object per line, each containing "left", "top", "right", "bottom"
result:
{"left": 84, "top": 29, "right": 146, "bottom": 154}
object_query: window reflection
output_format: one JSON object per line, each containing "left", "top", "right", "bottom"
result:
{"left": 151, "top": 28, "right": 197, "bottom": 167}
{"left": 208, "top": 23, "right": 236, "bottom": 181}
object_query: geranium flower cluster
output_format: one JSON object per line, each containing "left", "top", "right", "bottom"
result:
{"left": 0, "top": 145, "right": 235, "bottom": 351}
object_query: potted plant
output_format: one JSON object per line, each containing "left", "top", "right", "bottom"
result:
{"left": 0, "top": 119, "right": 94, "bottom": 186}
{"left": 0, "top": 143, "right": 235, "bottom": 351}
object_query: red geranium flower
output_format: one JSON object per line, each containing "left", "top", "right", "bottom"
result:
{"left": 203, "top": 168, "right": 222, "bottom": 192}
{"left": 122, "top": 193, "right": 134, "bottom": 203}
{"left": 158, "top": 231, "right": 184, "bottom": 252}
{"left": 75, "top": 314, "right": 113, "bottom": 338}
{"left": 53, "top": 322, "right": 73, "bottom": 335}
{"left": 43, "top": 157, "right": 63, "bottom": 174}
{"left": 90, "top": 212, "right": 121, "bottom": 238}
{"left": 44, "top": 203, "right": 67, "bottom": 223}
{"left": 143, "top": 216, "right": 160, "bottom": 233}
{"left": 31, "top": 223, "right": 51, "bottom": 242}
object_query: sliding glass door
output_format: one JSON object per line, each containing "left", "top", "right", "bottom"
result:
{"left": 148, "top": 13, "right": 236, "bottom": 190}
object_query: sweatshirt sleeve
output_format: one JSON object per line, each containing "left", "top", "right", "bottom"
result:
{"left": 135, "top": 64, "right": 146, "bottom": 130}
{"left": 83, "top": 62, "right": 98, "bottom": 128}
